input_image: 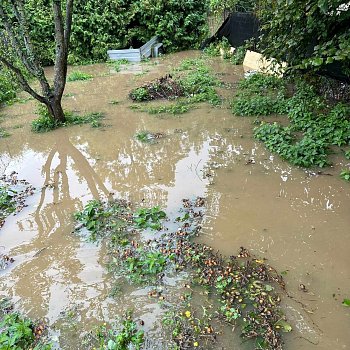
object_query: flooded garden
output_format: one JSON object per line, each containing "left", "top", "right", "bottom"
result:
{"left": 0, "top": 51, "right": 350, "bottom": 350}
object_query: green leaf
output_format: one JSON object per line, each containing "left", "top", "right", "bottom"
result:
{"left": 342, "top": 299, "right": 350, "bottom": 307}
{"left": 275, "top": 320, "right": 292, "bottom": 332}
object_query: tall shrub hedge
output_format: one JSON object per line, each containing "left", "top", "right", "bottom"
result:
{"left": 22, "top": 0, "right": 209, "bottom": 64}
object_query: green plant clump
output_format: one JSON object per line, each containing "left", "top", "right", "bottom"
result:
{"left": 67, "top": 71, "right": 93, "bottom": 82}
{"left": 234, "top": 74, "right": 350, "bottom": 168}
{"left": 74, "top": 199, "right": 129, "bottom": 242}
{"left": 108, "top": 59, "right": 129, "bottom": 72}
{"left": 94, "top": 314, "right": 144, "bottom": 350}
{"left": 146, "top": 101, "right": 191, "bottom": 115}
{"left": 133, "top": 206, "right": 166, "bottom": 230}
{"left": 254, "top": 122, "right": 330, "bottom": 167}
{"left": 203, "top": 37, "right": 249, "bottom": 65}
{"left": 0, "top": 128, "right": 10, "bottom": 138}
{"left": 340, "top": 169, "right": 350, "bottom": 182}
{"left": 129, "top": 87, "right": 151, "bottom": 102}
{"left": 0, "top": 298, "right": 52, "bottom": 350}
{"left": 31, "top": 106, "right": 104, "bottom": 133}
{"left": 232, "top": 94, "right": 288, "bottom": 116}
{"left": 0, "top": 186, "right": 16, "bottom": 224}
{"left": 179, "top": 60, "right": 222, "bottom": 106}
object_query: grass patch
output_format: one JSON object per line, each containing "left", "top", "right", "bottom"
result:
{"left": 31, "top": 106, "right": 104, "bottom": 133}
{"left": 108, "top": 58, "right": 129, "bottom": 72}
{"left": 67, "top": 71, "right": 93, "bottom": 82}
{"left": 146, "top": 101, "right": 192, "bottom": 115}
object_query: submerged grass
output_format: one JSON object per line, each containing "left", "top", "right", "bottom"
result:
{"left": 31, "top": 105, "right": 104, "bottom": 133}
{"left": 67, "top": 71, "right": 93, "bottom": 82}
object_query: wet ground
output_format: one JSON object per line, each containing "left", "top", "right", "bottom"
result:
{"left": 0, "top": 51, "right": 349, "bottom": 349}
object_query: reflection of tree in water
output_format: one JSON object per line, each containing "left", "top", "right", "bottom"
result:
{"left": 11, "top": 135, "right": 112, "bottom": 321}
{"left": 35, "top": 135, "right": 111, "bottom": 236}
{"left": 69, "top": 130, "right": 214, "bottom": 205}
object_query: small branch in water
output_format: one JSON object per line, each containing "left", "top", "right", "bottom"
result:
{"left": 33, "top": 247, "right": 47, "bottom": 257}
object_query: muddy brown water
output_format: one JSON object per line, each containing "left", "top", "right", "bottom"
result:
{"left": 0, "top": 51, "right": 349, "bottom": 349}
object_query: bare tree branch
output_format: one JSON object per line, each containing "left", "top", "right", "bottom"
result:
{"left": 0, "top": 56, "right": 46, "bottom": 103}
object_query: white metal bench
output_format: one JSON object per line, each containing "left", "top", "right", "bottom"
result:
{"left": 107, "top": 36, "right": 163, "bottom": 62}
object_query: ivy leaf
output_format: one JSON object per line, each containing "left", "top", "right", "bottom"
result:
{"left": 342, "top": 299, "right": 350, "bottom": 307}
{"left": 312, "top": 57, "right": 323, "bottom": 66}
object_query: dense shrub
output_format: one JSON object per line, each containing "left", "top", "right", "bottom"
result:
{"left": 23, "top": 0, "right": 209, "bottom": 64}
{"left": 257, "top": 0, "right": 350, "bottom": 76}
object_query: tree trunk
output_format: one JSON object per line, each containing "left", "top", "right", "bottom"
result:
{"left": 46, "top": 97, "right": 65, "bottom": 123}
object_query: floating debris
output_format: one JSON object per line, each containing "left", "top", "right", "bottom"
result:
{"left": 129, "top": 74, "right": 185, "bottom": 102}
{"left": 0, "top": 172, "right": 35, "bottom": 228}
{"left": 74, "top": 196, "right": 291, "bottom": 350}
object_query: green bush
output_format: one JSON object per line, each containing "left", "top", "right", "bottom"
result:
{"left": 257, "top": 0, "right": 350, "bottom": 74}
{"left": 23, "top": 0, "right": 209, "bottom": 64}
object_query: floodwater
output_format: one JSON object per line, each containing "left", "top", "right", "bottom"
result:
{"left": 0, "top": 51, "right": 349, "bottom": 349}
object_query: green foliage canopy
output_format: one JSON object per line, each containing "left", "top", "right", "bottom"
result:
{"left": 23, "top": 0, "right": 209, "bottom": 64}
{"left": 257, "top": 0, "right": 350, "bottom": 74}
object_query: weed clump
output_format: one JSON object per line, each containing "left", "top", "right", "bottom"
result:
{"left": 83, "top": 312, "right": 144, "bottom": 350}
{"left": 31, "top": 105, "right": 104, "bottom": 133}
{"left": 135, "top": 131, "right": 165, "bottom": 144}
{"left": 67, "top": 70, "right": 93, "bottom": 82}
{"left": 203, "top": 37, "right": 249, "bottom": 65}
{"left": 340, "top": 169, "right": 350, "bottom": 181}
{"left": 108, "top": 58, "right": 129, "bottom": 72}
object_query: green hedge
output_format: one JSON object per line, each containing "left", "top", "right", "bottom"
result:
{"left": 24, "top": 0, "right": 209, "bottom": 65}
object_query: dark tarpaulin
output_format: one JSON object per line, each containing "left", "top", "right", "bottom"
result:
{"left": 203, "top": 12, "right": 259, "bottom": 48}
